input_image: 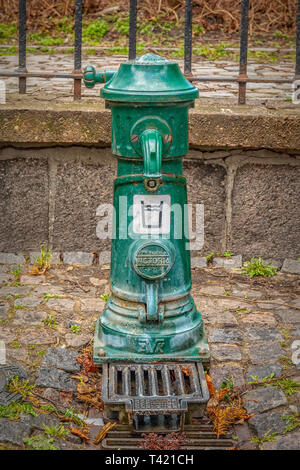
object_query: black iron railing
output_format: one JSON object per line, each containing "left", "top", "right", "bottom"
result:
{"left": 0, "top": 0, "right": 299, "bottom": 103}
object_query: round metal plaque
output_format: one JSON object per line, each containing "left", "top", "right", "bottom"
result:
{"left": 132, "top": 241, "right": 175, "bottom": 280}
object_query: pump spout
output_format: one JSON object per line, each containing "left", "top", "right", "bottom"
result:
{"left": 140, "top": 129, "right": 162, "bottom": 180}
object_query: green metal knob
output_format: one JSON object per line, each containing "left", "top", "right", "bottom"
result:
{"left": 83, "top": 66, "right": 116, "bottom": 88}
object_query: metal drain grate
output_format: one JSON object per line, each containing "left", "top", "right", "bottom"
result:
{"left": 102, "top": 362, "right": 210, "bottom": 432}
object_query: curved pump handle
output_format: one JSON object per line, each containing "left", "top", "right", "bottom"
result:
{"left": 140, "top": 129, "right": 163, "bottom": 182}
{"left": 83, "top": 65, "right": 116, "bottom": 88}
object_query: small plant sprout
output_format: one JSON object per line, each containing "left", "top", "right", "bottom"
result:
{"left": 10, "top": 265, "right": 22, "bottom": 286}
{"left": 8, "top": 376, "right": 36, "bottom": 398}
{"left": 23, "top": 435, "right": 58, "bottom": 451}
{"left": 281, "top": 414, "right": 300, "bottom": 434}
{"left": 43, "top": 293, "right": 60, "bottom": 302}
{"left": 273, "top": 377, "right": 300, "bottom": 396}
{"left": 71, "top": 324, "right": 81, "bottom": 334}
{"left": 31, "top": 245, "right": 52, "bottom": 274}
{"left": 206, "top": 252, "right": 214, "bottom": 263}
{"left": 100, "top": 293, "right": 110, "bottom": 301}
{"left": 43, "top": 424, "right": 69, "bottom": 440}
{"left": 43, "top": 315, "right": 57, "bottom": 329}
{"left": 242, "top": 257, "right": 278, "bottom": 279}
{"left": 280, "top": 328, "right": 291, "bottom": 347}
{"left": 223, "top": 251, "right": 234, "bottom": 258}
{"left": 0, "top": 401, "right": 38, "bottom": 419}
{"left": 248, "top": 373, "right": 275, "bottom": 384}
{"left": 251, "top": 430, "right": 278, "bottom": 450}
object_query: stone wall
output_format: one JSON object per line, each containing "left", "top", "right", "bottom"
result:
{"left": 0, "top": 145, "right": 299, "bottom": 262}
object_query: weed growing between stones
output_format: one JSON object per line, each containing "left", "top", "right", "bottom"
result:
{"left": 0, "top": 401, "right": 38, "bottom": 419}
{"left": 281, "top": 414, "right": 300, "bottom": 434}
{"left": 43, "top": 424, "right": 69, "bottom": 440}
{"left": 23, "top": 434, "right": 58, "bottom": 450}
{"left": 242, "top": 257, "right": 278, "bottom": 279}
{"left": 30, "top": 245, "right": 52, "bottom": 275}
{"left": 250, "top": 430, "right": 278, "bottom": 450}
{"left": 43, "top": 315, "right": 57, "bottom": 329}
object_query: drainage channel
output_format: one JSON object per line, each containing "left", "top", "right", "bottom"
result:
{"left": 101, "top": 362, "right": 236, "bottom": 449}
{"left": 101, "top": 423, "right": 235, "bottom": 450}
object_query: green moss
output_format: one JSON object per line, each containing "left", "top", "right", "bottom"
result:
{"left": 82, "top": 19, "right": 109, "bottom": 43}
{"left": 0, "top": 22, "right": 17, "bottom": 43}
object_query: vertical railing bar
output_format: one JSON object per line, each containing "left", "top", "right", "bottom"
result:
{"left": 73, "top": 0, "right": 82, "bottom": 101}
{"left": 129, "top": 0, "right": 137, "bottom": 60}
{"left": 238, "top": 0, "right": 249, "bottom": 105}
{"left": 18, "top": 0, "right": 27, "bottom": 94}
{"left": 184, "top": 0, "right": 193, "bottom": 75}
{"left": 296, "top": 0, "right": 300, "bottom": 79}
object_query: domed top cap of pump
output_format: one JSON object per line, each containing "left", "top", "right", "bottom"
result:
{"left": 100, "top": 53, "right": 199, "bottom": 103}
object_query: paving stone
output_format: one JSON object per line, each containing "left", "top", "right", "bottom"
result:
{"left": 0, "top": 419, "right": 31, "bottom": 445}
{"left": 98, "top": 250, "right": 111, "bottom": 266}
{"left": 262, "top": 259, "right": 283, "bottom": 269}
{"left": 202, "top": 311, "right": 238, "bottom": 327}
{"left": 63, "top": 252, "right": 94, "bottom": 266}
{"left": 14, "top": 297, "right": 42, "bottom": 308}
{"left": 243, "top": 327, "right": 282, "bottom": 342}
{"left": 191, "top": 257, "right": 207, "bottom": 268}
{"left": 209, "top": 327, "right": 243, "bottom": 344}
{"left": 262, "top": 432, "right": 300, "bottom": 450}
{"left": 80, "top": 298, "right": 105, "bottom": 313}
{"left": 247, "top": 342, "right": 284, "bottom": 365}
{"left": 0, "top": 253, "right": 26, "bottom": 265}
{"left": 275, "top": 308, "right": 300, "bottom": 324}
{"left": 20, "top": 275, "right": 50, "bottom": 285}
{"left": 290, "top": 326, "right": 300, "bottom": 338}
{"left": 21, "top": 330, "right": 57, "bottom": 346}
{"left": 89, "top": 277, "right": 108, "bottom": 288}
{"left": 281, "top": 259, "right": 300, "bottom": 274}
{"left": 41, "top": 347, "right": 80, "bottom": 373}
{"left": 246, "top": 363, "right": 283, "bottom": 383}
{"left": 65, "top": 333, "right": 91, "bottom": 348}
{"left": 32, "top": 285, "right": 64, "bottom": 296}
{"left": 239, "top": 312, "right": 277, "bottom": 327}
{"left": 20, "top": 412, "right": 59, "bottom": 430}
{"left": 43, "top": 388, "right": 75, "bottom": 408}
{"left": 231, "top": 286, "right": 264, "bottom": 299}
{"left": 0, "top": 273, "right": 13, "bottom": 284}
{"left": 0, "top": 305, "right": 8, "bottom": 318}
{"left": 13, "top": 309, "right": 48, "bottom": 325}
{"left": 0, "top": 286, "right": 31, "bottom": 297}
{"left": 209, "top": 364, "right": 245, "bottom": 389}
{"left": 212, "top": 255, "right": 242, "bottom": 268}
{"left": 210, "top": 344, "right": 242, "bottom": 362}
{"left": 243, "top": 386, "right": 287, "bottom": 414}
{"left": 197, "top": 285, "right": 227, "bottom": 296}
{"left": 46, "top": 298, "right": 75, "bottom": 312}
{"left": 248, "top": 411, "right": 289, "bottom": 439}
{"left": 36, "top": 367, "right": 76, "bottom": 391}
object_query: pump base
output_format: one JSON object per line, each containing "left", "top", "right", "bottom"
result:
{"left": 93, "top": 316, "right": 210, "bottom": 364}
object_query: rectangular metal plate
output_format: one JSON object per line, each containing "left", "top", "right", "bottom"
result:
{"left": 133, "top": 194, "right": 171, "bottom": 235}
{"left": 132, "top": 397, "right": 181, "bottom": 414}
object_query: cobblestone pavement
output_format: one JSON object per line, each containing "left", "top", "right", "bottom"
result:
{"left": 0, "top": 53, "right": 296, "bottom": 104}
{"left": 0, "top": 261, "right": 299, "bottom": 450}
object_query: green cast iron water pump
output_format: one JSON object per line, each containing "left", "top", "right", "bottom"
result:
{"left": 83, "top": 53, "right": 210, "bottom": 364}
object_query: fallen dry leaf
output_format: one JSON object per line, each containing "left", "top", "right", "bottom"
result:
{"left": 205, "top": 374, "right": 215, "bottom": 397}
{"left": 70, "top": 427, "right": 90, "bottom": 442}
{"left": 94, "top": 422, "right": 116, "bottom": 445}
